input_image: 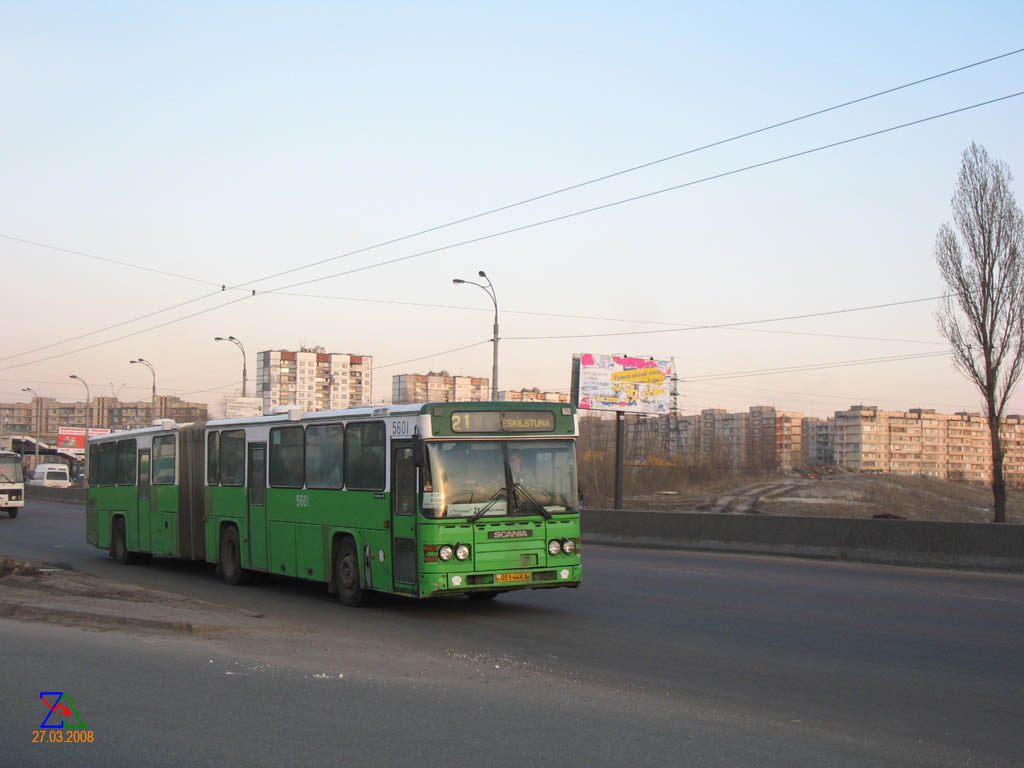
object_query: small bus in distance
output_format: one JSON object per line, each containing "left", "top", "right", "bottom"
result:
{"left": 0, "top": 451, "right": 25, "bottom": 518}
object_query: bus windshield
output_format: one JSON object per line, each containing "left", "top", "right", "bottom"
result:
{"left": 0, "top": 455, "right": 24, "bottom": 484}
{"left": 422, "top": 440, "right": 577, "bottom": 519}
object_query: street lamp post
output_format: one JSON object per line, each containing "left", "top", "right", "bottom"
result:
{"left": 130, "top": 359, "right": 157, "bottom": 421}
{"left": 453, "top": 270, "right": 499, "bottom": 400}
{"left": 214, "top": 336, "right": 248, "bottom": 398}
{"left": 70, "top": 374, "right": 90, "bottom": 482}
{"left": 21, "top": 387, "right": 40, "bottom": 465}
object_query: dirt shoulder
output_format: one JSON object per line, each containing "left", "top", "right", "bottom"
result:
{"left": 624, "top": 471, "right": 1024, "bottom": 523}
{"left": 0, "top": 555, "right": 305, "bottom": 637}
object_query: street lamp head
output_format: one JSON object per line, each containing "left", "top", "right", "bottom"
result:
{"left": 137, "top": 358, "right": 148, "bottom": 364}
{"left": 478, "top": 270, "right": 487, "bottom": 278}
{"left": 214, "top": 336, "right": 225, "bottom": 342}
{"left": 452, "top": 278, "right": 465, "bottom": 285}
{"left": 228, "top": 335, "right": 238, "bottom": 342}
{"left": 21, "top": 387, "right": 32, "bottom": 393}
{"left": 70, "top": 374, "right": 79, "bottom": 380}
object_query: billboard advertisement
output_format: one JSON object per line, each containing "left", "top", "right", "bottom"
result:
{"left": 226, "top": 397, "right": 264, "bottom": 419}
{"left": 57, "top": 426, "right": 112, "bottom": 455}
{"left": 572, "top": 354, "right": 673, "bottom": 414}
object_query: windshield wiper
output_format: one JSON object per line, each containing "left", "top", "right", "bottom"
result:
{"left": 511, "top": 482, "right": 552, "bottom": 520}
{"left": 0, "top": 472, "right": 16, "bottom": 483}
{"left": 468, "top": 486, "right": 509, "bottom": 523}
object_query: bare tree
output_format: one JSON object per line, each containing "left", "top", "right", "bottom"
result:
{"left": 936, "top": 143, "right": 1024, "bottom": 523}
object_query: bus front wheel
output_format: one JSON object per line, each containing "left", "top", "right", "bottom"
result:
{"left": 334, "top": 538, "right": 368, "bottom": 607}
{"left": 111, "top": 517, "right": 138, "bottom": 564}
{"left": 7, "top": 508, "right": 17, "bottom": 519}
{"left": 219, "top": 526, "right": 252, "bottom": 586}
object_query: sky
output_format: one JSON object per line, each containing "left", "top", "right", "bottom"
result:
{"left": 2, "top": 2, "right": 1023, "bottom": 419}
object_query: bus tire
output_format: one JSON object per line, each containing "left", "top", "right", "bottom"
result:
{"left": 220, "top": 525, "right": 251, "bottom": 586}
{"left": 468, "top": 591, "right": 499, "bottom": 601}
{"left": 334, "top": 538, "right": 368, "bottom": 607}
{"left": 7, "top": 509, "right": 17, "bottom": 519}
{"left": 112, "top": 517, "right": 138, "bottom": 564}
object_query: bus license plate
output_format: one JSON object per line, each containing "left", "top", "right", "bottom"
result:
{"left": 496, "top": 572, "right": 529, "bottom": 583}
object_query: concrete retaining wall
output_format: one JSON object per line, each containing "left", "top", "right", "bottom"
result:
{"left": 584, "top": 508, "right": 1024, "bottom": 571}
{"left": 23, "top": 489, "right": 1024, "bottom": 571}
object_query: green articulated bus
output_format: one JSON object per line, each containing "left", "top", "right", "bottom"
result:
{"left": 86, "top": 402, "right": 581, "bottom": 605}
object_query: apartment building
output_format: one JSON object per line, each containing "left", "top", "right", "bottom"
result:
{"left": 257, "top": 346, "right": 373, "bottom": 412}
{"left": 747, "top": 406, "right": 804, "bottom": 471}
{"left": 3, "top": 395, "right": 208, "bottom": 442}
{"left": 803, "top": 417, "right": 835, "bottom": 466}
{"left": 392, "top": 371, "right": 489, "bottom": 404}
{"left": 498, "top": 388, "right": 570, "bottom": 403}
{"left": 833, "top": 405, "right": 1024, "bottom": 486}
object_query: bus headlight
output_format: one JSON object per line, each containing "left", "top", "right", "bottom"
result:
{"left": 455, "top": 543, "right": 471, "bottom": 561}
{"left": 548, "top": 539, "right": 562, "bottom": 556}
{"left": 438, "top": 545, "right": 455, "bottom": 561}
{"left": 562, "top": 538, "right": 576, "bottom": 555}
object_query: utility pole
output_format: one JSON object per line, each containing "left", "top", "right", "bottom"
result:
{"left": 131, "top": 358, "right": 157, "bottom": 421}
{"left": 214, "top": 336, "right": 248, "bottom": 398}
{"left": 453, "top": 271, "right": 499, "bottom": 400}
{"left": 21, "top": 387, "right": 40, "bottom": 467}
{"left": 70, "top": 375, "right": 90, "bottom": 481}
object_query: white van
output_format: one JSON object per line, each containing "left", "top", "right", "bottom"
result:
{"left": 29, "top": 463, "right": 73, "bottom": 489}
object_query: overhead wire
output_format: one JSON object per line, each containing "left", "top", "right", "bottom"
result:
{"left": 263, "top": 91, "right": 1024, "bottom": 295}
{"left": 0, "top": 233, "right": 227, "bottom": 288}
{"left": 0, "top": 293, "right": 256, "bottom": 373}
{"left": 281, "top": 291, "right": 946, "bottom": 345}
{"left": 230, "top": 47, "right": 1024, "bottom": 290}
{"left": 682, "top": 351, "right": 950, "bottom": 382}
{"left": 4, "top": 83, "right": 1019, "bottom": 380}
{"left": 0, "top": 288, "right": 230, "bottom": 363}
{"left": 502, "top": 295, "right": 948, "bottom": 341}
{"left": 374, "top": 340, "right": 493, "bottom": 371}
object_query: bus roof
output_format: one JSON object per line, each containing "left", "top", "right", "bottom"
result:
{"left": 205, "top": 401, "right": 573, "bottom": 430}
{"left": 86, "top": 422, "right": 195, "bottom": 443}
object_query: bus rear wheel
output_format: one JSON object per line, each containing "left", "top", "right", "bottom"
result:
{"left": 219, "top": 526, "right": 252, "bottom": 586}
{"left": 111, "top": 517, "right": 138, "bottom": 564}
{"left": 334, "top": 538, "right": 368, "bottom": 607}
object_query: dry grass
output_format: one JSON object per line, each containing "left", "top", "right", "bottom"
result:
{"left": 588, "top": 461, "right": 1024, "bottom": 524}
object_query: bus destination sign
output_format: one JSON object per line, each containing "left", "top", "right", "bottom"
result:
{"left": 450, "top": 411, "right": 556, "bottom": 434}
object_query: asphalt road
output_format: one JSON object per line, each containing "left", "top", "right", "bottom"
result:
{"left": 3, "top": 500, "right": 1023, "bottom": 767}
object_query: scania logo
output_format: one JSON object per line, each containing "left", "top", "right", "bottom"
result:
{"left": 488, "top": 529, "right": 533, "bottom": 539}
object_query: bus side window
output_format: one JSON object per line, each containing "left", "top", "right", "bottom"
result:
{"left": 220, "top": 430, "right": 246, "bottom": 486}
{"left": 345, "top": 422, "right": 385, "bottom": 490}
{"left": 207, "top": 431, "right": 220, "bottom": 486}
{"left": 117, "top": 439, "right": 137, "bottom": 485}
{"left": 152, "top": 435, "right": 176, "bottom": 485}
{"left": 89, "top": 444, "right": 100, "bottom": 485}
{"left": 269, "top": 426, "right": 304, "bottom": 488}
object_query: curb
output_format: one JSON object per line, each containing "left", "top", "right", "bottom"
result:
{"left": 0, "top": 598, "right": 194, "bottom": 633}
{"left": 584, "top": 533, "right": 1024, "bottom": 572}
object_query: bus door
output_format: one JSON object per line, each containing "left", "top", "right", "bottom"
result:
{"left": 137, "top": 450, "right": 151, "bottom": 551}
{"left": 390, "top": 442, "right": 417, "bottom": 593}
{"left": 247, "top": 443, "right": 268, "bottom": 570}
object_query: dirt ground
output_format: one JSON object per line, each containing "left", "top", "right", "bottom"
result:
{"left": 0, "top": 555, "right": 300, "bottom": 636}
{"left": 624, "top": 471, "right": 1024, "bottom": 524}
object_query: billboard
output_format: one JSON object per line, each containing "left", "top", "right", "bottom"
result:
{"left": 572, "top": 354, "right": 673, "bottom": 414}
{"left": 57, "top": 426, "right": 112, "bottom": 455}
{"left": 226, "top": 397, "right": 264, "bottom": 419}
